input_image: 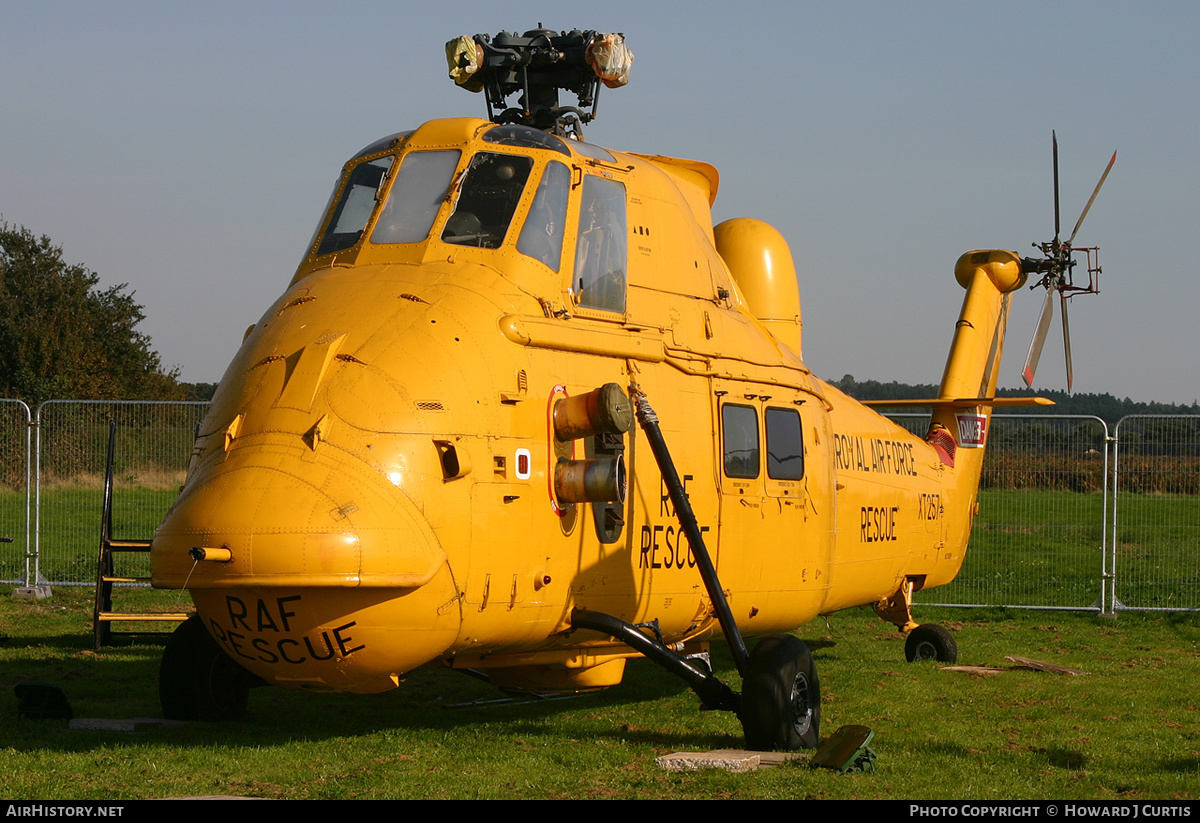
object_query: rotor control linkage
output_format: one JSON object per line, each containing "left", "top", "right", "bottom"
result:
{"left": 446, "top": 27, "right": 633, "bottom": 137}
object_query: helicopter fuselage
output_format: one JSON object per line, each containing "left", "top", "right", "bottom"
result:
{"left": 151, "top": 116, "right": 1022, "bottom": 697}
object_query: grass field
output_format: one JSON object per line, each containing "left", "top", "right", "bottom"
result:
{"left": 2, "top": 469, "right": 1198, "bottom": 799}
{"left": 0, "top": 483, "right": 178, "bottom": 584}
{"left": 1, "top": 588, "right": 1198, "bottom": 800}
{"left": 921, "top": 490, "right": 1109, "bottom": 609}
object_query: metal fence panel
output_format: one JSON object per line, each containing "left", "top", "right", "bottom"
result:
{"left": 10, "top": 401, "right": 1199, "bottom": 610}
{"left": 892, "top": 414, "right": 1111, "bottom": 611}
{"left": 1111, "top": 415, "right": 1200, "bottom": 612}
{"left": 0, "top": 399, "right": 33, "bottom": 584}
{"left": 34, "top": 401, "right": 209, "bottom": 585}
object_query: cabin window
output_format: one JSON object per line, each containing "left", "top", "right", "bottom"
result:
{"left": 316, "top": 155, "right": 395, "bottom": 257}
{"left": 441, "top": 152, "right": 534, "bottom": 248}
{"left": 370, "top": 150, "right": 461, "bottom": 245}
{"left": 722, "top": 404, "right": 760, "bottom": 479}
{"left": 517, "top": 161, "right": 570, "bottom": 271}
{"left": 574, "top": 176, "right": 627, "bottom": 313}
{"left": 765, "top": 407, "right": 805, "bottom": 480}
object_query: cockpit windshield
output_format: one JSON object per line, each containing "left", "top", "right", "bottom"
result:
{"left": 313, "top": 145, "right": 545, "bottom": 258}
{"left": 440, "top": 152, "right": 533, "bottom": 248}
{"left": 370, "top": 151, "right": 461, "bottom": 245}
{"left": 315, "top": 156, "right": 394, "bottom": 257}
{"left": 517, "top": 161, "right": 569, "bottom": 271}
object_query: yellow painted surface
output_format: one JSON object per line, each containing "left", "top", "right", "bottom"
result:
{"left": 151, "top": 119, "right": 1032, "bottom": 695}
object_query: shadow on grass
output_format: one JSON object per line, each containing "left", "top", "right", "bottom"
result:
{"left": 3, "top": 635, "right": 754, "bottom": 755}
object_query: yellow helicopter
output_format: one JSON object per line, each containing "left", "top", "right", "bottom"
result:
{"left": 150, "top": 27, "right": 1113, "bottom": 751}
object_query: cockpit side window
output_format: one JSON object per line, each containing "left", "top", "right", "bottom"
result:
{"left": 370, "top": 150, "right": 461, "bottom": 245}
{"left": 574, "top": 176, "right": 627, "bottom": 313}
{"left": 516, "top": 161, "right": 570, "bottom": 271}
{"left": 316, "top": 156, "right": 394, "bottom": 257}
{"left": 441, "top": 152, "right": 534, "bottom": 248}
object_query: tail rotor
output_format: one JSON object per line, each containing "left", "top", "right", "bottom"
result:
{"left": 1019, "top": 132, "right": 1116, "bottom": 392}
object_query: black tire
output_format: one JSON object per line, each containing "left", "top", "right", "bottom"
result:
{"left": 739, "top": 634, "right": 821, "bottom": 751}
{"left": 159, "top": 615, "right": 252, "bottom": 720}
{"left": 904, "top": 623, "right": 958, "bottom": 663}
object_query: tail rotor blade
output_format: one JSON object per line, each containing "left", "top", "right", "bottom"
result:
{"left": 1022, "top": 287, "right": 1056, "bottom": 387}
{"left": 1068, "top": 149, "right": 1117, "bottom": 246}
{"left": 1053, "top": 131, "right": 1061, "bottom": 241}
{"left": 1061, "top": 291, "right": 1074, "bottom": 394}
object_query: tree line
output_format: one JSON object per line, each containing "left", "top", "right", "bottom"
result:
{"left": 0, "top": 222, "right": 215, "bottom": 406}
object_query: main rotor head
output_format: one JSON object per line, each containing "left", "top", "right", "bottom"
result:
{"left": 446, "top": 27, "right": 634, "bottom": 139}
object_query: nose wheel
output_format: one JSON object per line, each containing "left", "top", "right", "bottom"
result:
{"left": 739, "top": 634, "right": 821, "bottom": 751}
{"left": 160, "top": 615, "right": 257, "bottom": 720}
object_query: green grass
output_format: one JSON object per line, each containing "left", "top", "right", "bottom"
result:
{"left": 918, "top": 490, "right": 1200, "bottom": 611}
{"left": 2, "top": 588, "right": 1199, "bottom": 799}
{"left": 1, "top": 483, "right": 179, "bottom": 584}
{"left": 923, "top": 490, "right": 1108, "bottom": 609}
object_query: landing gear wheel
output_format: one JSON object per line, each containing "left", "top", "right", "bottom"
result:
{"left": 739, "top": 634, "right": 821, "bottom": 751}
{"left": 904, "top": 624, "right": 958, "bottom": 663}
{"left": 159, "top": 615, "right": 253, "bottom": 720}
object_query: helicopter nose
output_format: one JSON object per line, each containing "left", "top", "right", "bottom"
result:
{"left": 152, "top": 441, "right": 461, "bottom": 692}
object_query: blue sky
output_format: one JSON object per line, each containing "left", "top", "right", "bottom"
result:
{"left": 2, "top": 1, "right": 1196, "bottom": 402}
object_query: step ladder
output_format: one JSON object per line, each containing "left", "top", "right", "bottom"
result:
{"left": 93, "top": 420, "right": 190, "bottom": 649}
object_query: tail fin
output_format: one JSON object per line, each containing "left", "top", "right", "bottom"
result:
{"left": 931, "top": 250, "right": 1028, "bottom": 467}
{"left": 861, "top": 250, "right": 1050, "bottom": 591}
{"left": 937, "top": 250, "right": 1026, "bottom": 402}
{"left": 862, "top": 250, "right": 1050, "bottom": 465}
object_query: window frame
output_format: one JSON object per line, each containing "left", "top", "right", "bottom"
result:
{"left": 571, "top": 174, "right": 628, "bottom": 315}
{"left": 721, "top": 403, "right": 761, "bottom": 480}
{"left": 765, "top": 406, "right": 805, "bottom": 482}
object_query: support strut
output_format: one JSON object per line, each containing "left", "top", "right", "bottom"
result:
{"left": 569, "top": 608, "right": 739, "bottom": 712}
{"left": 568, "top": 387, "right": 824, "bottom": 751}
{"left": 566, "top": 387, "right": 746, "bottom": 712}
{"left": 631, "top": 390, "right": 751, "bottom": 675}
